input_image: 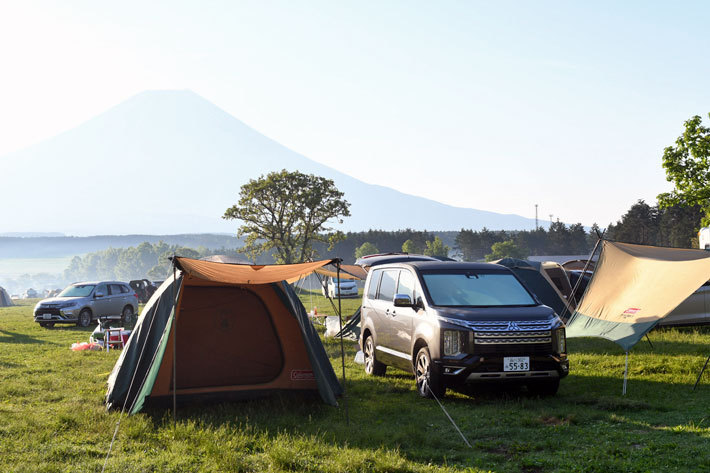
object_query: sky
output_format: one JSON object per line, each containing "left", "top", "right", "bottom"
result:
{"left": 1, "top": 1, "right": 710, "bottom": 229}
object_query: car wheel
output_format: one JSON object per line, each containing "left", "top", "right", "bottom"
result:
{"left": 77, "top": 309, "right": 92, "bottom": 327}
{"left": 415, "top": 346, "right": 445, "bottom": 399}
{"left": 363, "top": 335, "right": 386, "bottom": 376}
{"left": 121, "top": 306, "right": 134, "bottom": 325}
{"left": 527, "top": 378, "right": 560, "bottom": 396}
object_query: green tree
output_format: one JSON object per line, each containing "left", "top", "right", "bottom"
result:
{"left": 354, "top": 242, "right": 378, "bottom": 259}
{"left": 423, "top": 236, "right": 450, "bottom": 258}
{"left": 485, "top": 240, "right": 527, "bottom": 261}
{"left": 401, "top": 239, "right": 420, "bottom": 254}
{"left": 223, "top": 170, "right": 351, "bottom": 263}
{"left": 658, "top": 113, "right": 710, "bottom": 224}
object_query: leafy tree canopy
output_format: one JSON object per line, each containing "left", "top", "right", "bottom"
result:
{"left": 485, "top": 240, "right": 527, "bottom": 262}
{"left": 423, "top": 236, "right": 450, "bottom": 258}
{"left": 401, "top": 239, "right": 420, "bottom": 254}
{"left": 223, "top": 170, "right": 351, "bottom": 263}
{"left": 354, "top": 242, "right": 378, "bottom": 259}
{"left": 658, "top": 113, "right": 710, "bottom": 225}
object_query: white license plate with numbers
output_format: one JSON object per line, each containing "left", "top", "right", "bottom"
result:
{"left": 43, "top": 314, "right": 52, "bottom": 320}
{"left": 503, "top": 356, "right": 529, "bottom": 372}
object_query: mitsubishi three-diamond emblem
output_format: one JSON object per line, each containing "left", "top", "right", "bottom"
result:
{"left": 507, "top": 321, "right": 520, "bottom": 331}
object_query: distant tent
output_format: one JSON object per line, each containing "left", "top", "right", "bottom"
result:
{"left": 0, "top": 287, "right": 13, "bottom": 307}
{"left": 106, "top": 257, "right": 342, "bottom": 414}
{"left": 492, "top": 258, "right": 571, "bottom": 318}
{"left": 567, "top": 241, "right": 710, "bottom": 350}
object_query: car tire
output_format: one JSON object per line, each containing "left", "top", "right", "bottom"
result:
{"left": 527, "top": 378, "right": 560, "bottom": 396}
{"left": 121, "top": 306, "right": 134, "bottom": 325}
{"left": 415, "top": 346, "right": 445, "bottom": 399}
{"left": 77, "top": 309, "right": 92, "bottom": 327}
{"left": 363, "top": 335, "right": 386, "bottom": 376}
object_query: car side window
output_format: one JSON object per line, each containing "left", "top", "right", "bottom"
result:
{"left": 120, "top": 285, "right": 130, "bottom": 294}
{"left": 367, "top": 270, "right": 382, "bottom": 299}
{"left": 109, "top": 284, "right": 123, "bottom": 296}
{"left": 378, "top": 270, "right": 398, "bottom": 302}
{"left": 397, "top": 270, "right": 416, "bottom": 300}
{"left": 95, "top": 283, "right": 108, "bottom": 296}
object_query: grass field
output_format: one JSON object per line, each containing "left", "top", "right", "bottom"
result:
{"left": 1, "top": 296, "right": 709, "bottom": 472}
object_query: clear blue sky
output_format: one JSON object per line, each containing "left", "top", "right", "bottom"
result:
{"left": 1, "top": 1, "right": 709, "bottom": 227}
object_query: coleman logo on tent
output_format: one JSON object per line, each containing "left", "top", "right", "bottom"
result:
{"left": 290, "top": 370, "right": 315, "bottom": 381}
{"left": 621, "top": 307, "right": 641, "bottom": 317}
{"left": 507, "top": 321, "right": 521, "bottom": 331}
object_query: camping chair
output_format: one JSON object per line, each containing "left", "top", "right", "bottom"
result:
{"left": 105, "top": 327, "right": 125, "bottom": 351}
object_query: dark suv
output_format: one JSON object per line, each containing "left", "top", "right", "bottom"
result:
{"left": 359, "top": 261, "right": 568, "bottom": 398}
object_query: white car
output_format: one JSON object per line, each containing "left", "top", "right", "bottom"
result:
{"left": 321, "top": 277, "right": 359, "bottom": 298}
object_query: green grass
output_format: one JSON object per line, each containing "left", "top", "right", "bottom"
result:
{"left": 1, "top": 298, "right": 709, "bottom": 472}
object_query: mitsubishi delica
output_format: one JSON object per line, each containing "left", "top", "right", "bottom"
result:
{"left": 359, "top": 261, "right": 568, "bottom": 398}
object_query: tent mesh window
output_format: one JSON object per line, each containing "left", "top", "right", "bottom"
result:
{"left": 175, "top": 286, "right": 284, "bottom": 389}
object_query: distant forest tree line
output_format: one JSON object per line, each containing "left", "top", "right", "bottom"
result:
{"left": 62, "top": 200, "right": 703, "bottom": 281}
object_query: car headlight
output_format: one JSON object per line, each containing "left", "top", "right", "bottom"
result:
{"left": 555, "top": 328, "right": 566, "bottom": 354}
{"left": 443, "top": 330, "right": 465, "bottom": 356}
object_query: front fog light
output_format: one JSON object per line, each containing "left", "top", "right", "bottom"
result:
{"left": 443, "top": 330, "right": 463, "bottom": 356}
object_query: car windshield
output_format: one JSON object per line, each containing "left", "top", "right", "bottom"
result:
{"left": 421, "top": 271, "right": 537, "bottom": 307}
{"left": 58, "top": 284, "right": 95, "bottom": 298}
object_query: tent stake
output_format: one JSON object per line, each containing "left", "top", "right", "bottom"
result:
{"left": 693, "top": 354, "right": 710, "bottom": 390}
{"left": 336, "top": 260, "right": 349, "bottom": 425}
{"left": 622, "top": 351, "right": 629, "bottom": 395}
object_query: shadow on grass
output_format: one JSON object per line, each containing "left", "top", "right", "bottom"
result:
{"left": 0, "top": 328, "right": 61, "bottom": 345}
{"left": 122, "top": 372, "right": 710, "bottom": 473}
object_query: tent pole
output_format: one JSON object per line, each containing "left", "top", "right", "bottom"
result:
{"left": 336, "top": 260, "right": 349, "bottom": 425}
{"left": 172, "top": 256, "right": 177, "bottom": 426}
{"left": 645, "top": 334, "right": 654, "bottom": 350}
{"left": 693, "top": 354, "right": 710, "bottom": 390}
{"left": 560, "top": 235, "right": 603, "bottom": 321}
{"left": 622, "top": 351, "right": 629, "bottom": 395}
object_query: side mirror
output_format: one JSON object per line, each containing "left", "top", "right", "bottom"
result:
{"left": 393, "top": 293, "right": 413, "bottom": 307}
{"left": 95, "top": 292, "right": 104, "bottom": 298}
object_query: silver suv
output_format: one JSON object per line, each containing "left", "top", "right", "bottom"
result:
{"left": 34, "top": 281, "right": 139, "bottom": 328}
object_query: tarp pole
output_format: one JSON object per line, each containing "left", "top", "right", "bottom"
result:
{"left": 693, "top": 354, "right": 710, "bottom": 390}
{"left": 336, "top": 260, "right": 349, "bottom": 425}
{"left": 622, "top": 351, "right": 629, "bottom": 395}
{"left": 560, "top": 235, "right": 603, "bottom": 321}
{"left": 172, "top": 256, "right": 177, "bottom": 425}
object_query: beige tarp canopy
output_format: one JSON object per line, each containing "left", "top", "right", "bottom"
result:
{"left": 174, "top": 257, "right": 338, "bottom": 285}
{"left": 566, "top": 241, "right": 710, "bottom": 350}
{"left": 314, "top": 264, "right": 366, "bottom": 281}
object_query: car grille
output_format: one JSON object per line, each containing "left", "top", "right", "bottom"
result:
{"left": 462, "top": 319, "right": 554, "bottom": 354}
{"left": 36, "top": 308, "right": 62, "bottom": 316}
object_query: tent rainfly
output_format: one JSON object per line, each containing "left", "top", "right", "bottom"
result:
{"left": 0, "top": 287, "right": 13, "bottom": 307}
{"left": 106, "top": 257, "right": 343, "bottom": 414}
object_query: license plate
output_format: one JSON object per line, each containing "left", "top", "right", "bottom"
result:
{"left": 503, "top": 356, "right": 529, "bottom": 372}
{"left": 43, "top": 314, "right": 51, "bottom": 320}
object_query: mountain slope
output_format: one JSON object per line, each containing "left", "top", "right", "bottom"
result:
{"left": 2, "top": 90, "right": 541, "bottom": 234}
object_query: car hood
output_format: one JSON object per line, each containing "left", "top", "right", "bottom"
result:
{"left": 431, "top": 304, "right": 557, "bottom": 322}
{"left": 38, "top": 297, "right": 86, "bottom": 305}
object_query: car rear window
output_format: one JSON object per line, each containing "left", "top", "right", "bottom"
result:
{"left": 421, "top": 270, "right": 536, "bottom": 307}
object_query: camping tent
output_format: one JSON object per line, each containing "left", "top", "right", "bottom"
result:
{"left": 492, "top": 258, "right": 572, "bottom": 318}
{"left": 0, "top": 287, "right": 13, "bottom": 307}
{"left": 566, "top": 241, "right": 710, "bottom": 350}
{"left": 106, "top": 257, "right": 343, "bottom": 414}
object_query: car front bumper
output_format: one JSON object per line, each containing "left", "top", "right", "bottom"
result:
{"left": 435, "top": 354, "right": 569, "bottom": 384}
